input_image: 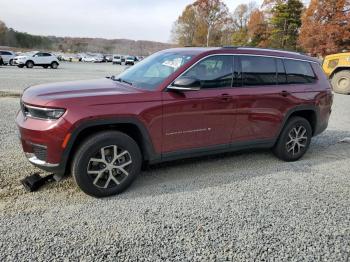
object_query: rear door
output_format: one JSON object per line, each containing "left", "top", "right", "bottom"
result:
{"left": 42, "top": 53, "right": 53, "bottom": 64}
{"left": 162, "top": 55, "right": 237, "bottom": 153}
{"left": 230, "top": 55, "right": 296, "bottom": 142}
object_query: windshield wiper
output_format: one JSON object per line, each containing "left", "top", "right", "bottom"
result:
{"left": 111, "top": 75, "right": 133, "bottom": 86}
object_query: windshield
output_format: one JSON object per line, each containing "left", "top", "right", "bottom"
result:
{"left": 114, "top": 52, "right": 194, "bottom": 90}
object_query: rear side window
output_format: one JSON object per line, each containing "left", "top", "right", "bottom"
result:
{"left": 284, "top": 60, "right": 317, "bottom": 84}
{"left": 183, "top": 55, "right": 233, "bottom": 88}
{"left": 43, "top": 53, "right": 52, "bottom": 57}
{"left": 241, "top": 56, "right": 277, "bottom": 86}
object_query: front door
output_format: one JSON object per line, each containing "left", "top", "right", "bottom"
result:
{"left": 162, "top": 55, "right": 236, "bottom": 153}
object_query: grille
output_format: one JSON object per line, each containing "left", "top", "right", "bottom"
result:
{"left": 32, "top": 144, "right": 47, "bottom": 161}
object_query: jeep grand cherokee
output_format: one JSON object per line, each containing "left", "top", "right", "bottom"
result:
{"left": 16, "top": 47, "right": 333, "bottom": 197}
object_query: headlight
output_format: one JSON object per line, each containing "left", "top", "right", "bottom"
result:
{"left": 21, "top": 103, "right": 65, "bottom": 120}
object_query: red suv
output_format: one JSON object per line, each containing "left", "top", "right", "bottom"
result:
{"left": 16, "top": 47, "right": 333, "bottom": 197}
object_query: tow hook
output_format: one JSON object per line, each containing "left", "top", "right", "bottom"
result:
{"left": 21, "top": 173, "right": 55, "bottom": 192}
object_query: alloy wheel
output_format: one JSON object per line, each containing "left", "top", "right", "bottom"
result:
{"left": 285, "top": 125, "right": 308, "bottom": 156}
{"left": 87, "top": 145, "right": 132, "bottom": 189}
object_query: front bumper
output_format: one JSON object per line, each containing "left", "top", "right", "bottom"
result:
{"left": 13, "top": 59, "right": 25, "bottom": 65}
{"left": 25, "top": 152, "right": 59, "bottom": 168}
{"left": 16, "top": 110, "right": 70, "bottom": 177}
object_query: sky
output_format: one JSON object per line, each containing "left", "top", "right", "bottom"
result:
{"left": 0, "top": 0, "right": 264, "bottom": 43}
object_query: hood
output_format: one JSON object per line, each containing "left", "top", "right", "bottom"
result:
{"left": 21, "top": 78, "right": 143, "bottom": 106}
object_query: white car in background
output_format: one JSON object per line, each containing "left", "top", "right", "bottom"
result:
{"left": 13, "top": 51, "right": 59, "bottom": 69}
{"left": 112, "top": 55, "right": 122, "bottom": 64}
{"left": 0, "top": 50, "right": 17, "bottom": 65}
{"left": 82, "top": 56, "right": 96, "bottom": 62}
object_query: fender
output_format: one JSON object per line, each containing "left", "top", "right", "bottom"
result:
{"left": 276, "top": 104, "right": 320, "bottom": 139}
{"left": 57, "top": 117, "right": 160, "bottom": 177}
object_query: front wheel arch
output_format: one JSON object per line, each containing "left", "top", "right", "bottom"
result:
{"left": 61, "top": 119, "right": 158, "bottom": 178}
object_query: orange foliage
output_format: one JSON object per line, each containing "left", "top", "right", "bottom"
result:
{"left": 299, "top": 0, "right": 350, "bottom": 56}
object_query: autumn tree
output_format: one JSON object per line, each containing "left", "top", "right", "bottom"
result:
{"left": 195, "top": 0, "right": 231, "bottom": 46}
{"left": 231, "top": 4, "right": 252, "bottom": 45}
{"left": 171, "top": 5, "right": 198, "bottom": 46}
{"left": 268, "top": 0, "right": 304, "bottom": 50}
{"left": 171, "top": 0, "right": 231, "bottom": 47}
{"left": 299, "top": 0, "right": 350, "bottom": 56}
{"left": 247, "top": 9, "right": 269, "bottom": 47}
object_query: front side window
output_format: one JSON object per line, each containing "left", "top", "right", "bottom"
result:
{"left": 182, "top": 55, "right": 233, "bottom": 88}
{"left": 115, "top": 52, "right": 194, "bottom": 90}
{"left": 284, "top": 60, "right": 317, "bottom": 84}
{"left": 241, "top": 56, "right": 277, "bottom": 86}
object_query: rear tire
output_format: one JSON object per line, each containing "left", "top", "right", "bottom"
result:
{"left": 71, "top": 131, "right": 142, "bottom": 198}
{"left": 43, "top": 65, "right": 49, "bottom": 69}
{"left": 51, "top": 62, "right": 58, "bottom": 69}
{"left": 26, "top": 61, "right": 34, "bottom": 68}
{"left": 9, "top": 59, "right": 14, "bottom": 66}
{"left": 17, "top": 65, "right": 24, "bottom": 68}
{"left": 331, "top": 70, "right": 350, "bottom": 94}
{"left": 273, "top": 117, "right": 312, "bottom": 162}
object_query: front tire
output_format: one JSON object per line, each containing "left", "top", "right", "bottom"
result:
{"left": 273, "top": 117, "right": 312, "bottom": 162}
{"left": 331, "top": 70, "right": 350, "bottom": 94}
{"left": 9, "top": 59, "right": 14, "bottom": 66}
{"left": 51, "top": 62, "right": 58, "bottom": 69}
{"left": 71, "top": 131, "right": 142, "bottom": 198}
{"left": 26, "top": 61, "right": 34, "bottom": 68}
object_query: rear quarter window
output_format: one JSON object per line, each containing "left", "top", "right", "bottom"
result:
{"left": 284, "top": 60, "right": 317, "bottom": 84}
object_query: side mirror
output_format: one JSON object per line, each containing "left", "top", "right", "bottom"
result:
{"left": 168, "top": 77, "right": 201, "bottom": 91}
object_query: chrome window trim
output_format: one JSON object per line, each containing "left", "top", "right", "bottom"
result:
{"left": 167, "top": 53, "right": 318, "bottom": 89}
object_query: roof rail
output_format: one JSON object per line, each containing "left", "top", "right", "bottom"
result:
{"left": 236, "top": 46, "right": 306, "bottom": 56}
{"left": 222, "top": 46, "right": 240, "bottom": 49}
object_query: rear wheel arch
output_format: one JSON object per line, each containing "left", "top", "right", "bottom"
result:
{"left": 278, "top": 107, "right": 318, "bottom": 139}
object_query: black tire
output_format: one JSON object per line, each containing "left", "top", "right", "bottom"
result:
{"left": 273, "top": 117, "right": 312, "bottom": 162}
{"left": 17, "top": 65, "right": 24, "bottom": 68}
{"left": 9, "top": 59, "right": 14, "bottom": 66}
{"left": 331, "top": 70, "right": 350, "bottom": 94}
{"left": 26, "top": 61, "right": 34, "bottom": 68}
{"left": 0, "top": 58, "right": 3, "bottom": 65}
{"left": 51, "top": 62, "right": 58, "bottom": 69}
{"left": 43, "top": 65, "right": 49, "bottom": 69}
{"left": 71, "top": 131, "right": 142, "bottom": 198}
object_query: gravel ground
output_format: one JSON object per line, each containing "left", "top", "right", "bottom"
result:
{"left": 0, "top": 62, "right": 124, "bottom": 94}
{"left": 0, "top": 64, "right": 349, "bottom": 261}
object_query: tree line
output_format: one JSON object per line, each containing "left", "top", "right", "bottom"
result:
{"left": 171, "top": 0, "right": 350, "bottom": 56}
{"left": 0, "top": 20, "right": 53, "bottom": 49}
{"left": 0, "top": 20, "right": 173, "bottom": 55}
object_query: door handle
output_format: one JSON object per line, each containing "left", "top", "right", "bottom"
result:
{"left": 220, "top": 94, "right": 232, "bottom": 102}
{"left": 281, "top": 90, "right": 290, "bottom": 97}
